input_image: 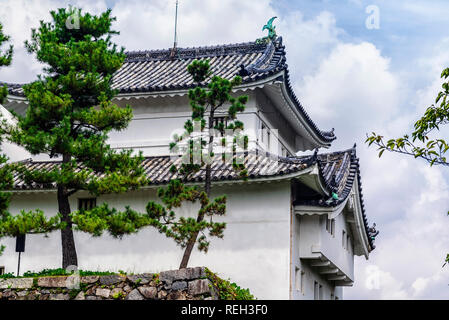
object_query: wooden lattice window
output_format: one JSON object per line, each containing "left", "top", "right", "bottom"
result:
{"left": 212, "top": 116, "right": 228, "bottom": 129}
{"left": 78, "top": 198, "right": 97, "bottom": 211}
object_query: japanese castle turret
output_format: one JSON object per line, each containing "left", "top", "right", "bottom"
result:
{"left": 1, "top": 34, "right": 376, "bottom": 300}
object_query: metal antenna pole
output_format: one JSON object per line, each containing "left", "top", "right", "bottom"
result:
{"left": 174, "top": 0, "right": 179, "bottom": 49}
{"left": 170, "top": 0, "right": 179, "bottom": 59}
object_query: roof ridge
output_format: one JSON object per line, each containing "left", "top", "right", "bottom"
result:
{"left": 293, "top": 145, "right": 357, "bottom": 160}
{"left": 125, "top": 40, "right": 271, "bottom": 62}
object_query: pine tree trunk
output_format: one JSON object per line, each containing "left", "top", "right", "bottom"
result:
{"left": 58, "top": 185, "right": 78, "bottom": 268}
{"left": 58, "top": 154, "right": 78, "bottom": 269}
{"left": 179, "top": 164, "right": 211, "bottom": 269}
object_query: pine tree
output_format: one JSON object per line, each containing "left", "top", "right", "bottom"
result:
{"left": 0, "top": 21, "right": 13, "bottom": 105}
{"left": 0, "top": 20, "right": 14, "bottom": 256}
{"left": 0, "top": 20, "right": 61, "bottom": 258}
{"left": 148, "top": 59, "right": 249, "bottom": 269}
{"left": 4, "top": 8, "right": 147, "bottom": 267}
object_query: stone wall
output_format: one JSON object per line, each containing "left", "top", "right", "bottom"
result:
{"left": 0, "top": 267, "right": 217, "bottom": 300}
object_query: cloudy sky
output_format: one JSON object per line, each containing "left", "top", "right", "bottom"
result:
{"left": 1, "top": 0, "right": 449, "bottom": 299}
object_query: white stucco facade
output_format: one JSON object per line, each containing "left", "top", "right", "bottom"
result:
{"left": 1, "top": 181, "right": 293, "bottom": 299}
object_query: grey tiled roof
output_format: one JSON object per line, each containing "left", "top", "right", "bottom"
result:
{"left": 11, "top": 146, "right": 372, "bottom": 248}
{"left": 294, "top": 145, "right": 374, "bottom": 248}
{"left": 11, "top": 148, "right": 361, "bottom": 208}
{"left": 2, "top": 37, "right": 336, "bottom": 143}
{"left": 11, "top": 151, "right": 309, "bottom": 190}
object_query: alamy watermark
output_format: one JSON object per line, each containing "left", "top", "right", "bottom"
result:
{"left": 64, "top": 265, "right": 80, "bottom": 290}
{"left": 169, "top": 120, "right": 282, "bottom": 172}
{"left": 65, "top": 9, "right": 80, "bottom": 30}
{"left": 365, "top": 265, "right": 381, "bottom": 290}
{"left": 365, "top": 5, "right": 380, "bottom": 30}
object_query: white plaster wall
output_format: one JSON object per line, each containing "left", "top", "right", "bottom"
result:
{"left": 0, "top": 181, "right": 292, "bottom": 300}
{"left": 108, "top": 92, "right": 296, "bottom": 158}
{"left": 319, "top": 212, "right": 355, "bottom": 280}
{"left": 297, "top": 213, "right": 354, "bottom": 280}
{"left": 292, "top": 213, "right": 353, "bottom": 300}
{"left": 291, "top": 260, "right": 340, "bottom": 300}
{"left": 291, "top": 215, "right": 338, "bottom": 300}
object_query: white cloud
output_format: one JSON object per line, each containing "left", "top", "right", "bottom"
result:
{"left": 111, "top": 0, "right": 276, "bottom": 51}
{"left": 288, "top": 17, "right": 449, "bottom": 299}
{"left": 299, "top": 42, "right": 400, "bottom": 131}
{"left": 0, "top": 0, "right": 109, "bottom": 83}
{"left": 347, "top": 163, "right": 449, "bottom": 299}
{"left": 279, "top": 11, "right": 343, "bottom": 81}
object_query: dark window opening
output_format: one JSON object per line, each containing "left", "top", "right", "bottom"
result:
{"left": 212, "top": 116, "right": 230, "bottom": 136}
{"left": 292, "top": 181, "right": 323, "bottom": 204}
{"left": 78, "top": 198, "right": 97, "bottom": 211}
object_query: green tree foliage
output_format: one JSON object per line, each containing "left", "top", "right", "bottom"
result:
{"left": 366, "top": 66, "right": 449, "bottom": 266}
{"left": 0, "top": 21, "right": 13, "bottom": 104}
{"left": 71, "top": 179, "right": 227, "bottom": 252}
{"left": 146, "top": 180, "right": 227, "bottom": 253}
{"left": 0, "top": 19, "right": 13, "bottom": 255}
{"left": 3, "top": 8, "right": 147, "bottom": 267}
{"left": 0, "top": 21, "right": 52, "bottom": 257}
{"left": 366, "top": 68, "right": 449, "bottom": 166}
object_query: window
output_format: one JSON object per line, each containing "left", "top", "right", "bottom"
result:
{"left": 261, "top": 123, "right": 266, "bottom": 143}
{"left": 267, "top": 129, "right": 271, "bottom": 150}
{"left": 0, "top": 266, "right": 5, "bottom": 275}
{"left": 342, "top": 230, "right": 346, "bottom": 249}
{"left": 78, "top": 198, "right": 97, "bottom": 211}
{"left": 314, "top": 281, "right": 322, "bottom": 300}
{"left": 295, "top": 267, "right": 305, "bottom": 294}
{"left": 295, "top": 267, "right": 300, "bottom": 291}
{"left": 325, "top": 218, "right": 335, "bottom": 236}
{"left": 260, "top": 122, "right": 270, "bottom": 150}
{"left": 281, "top": 146, "right": 287, "bottom": 157}
{"left": 347, "top": 234, "right": 351, "bottom": 252}
{"left": 300, "top": 271, "right": 305, "bottom": 294}
{"left": 212, "top": 116, "right": 228, "bottom": 131}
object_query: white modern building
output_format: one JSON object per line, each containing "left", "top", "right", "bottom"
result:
{"left": 0, "top": 36, "right": 376, "bottom": 300}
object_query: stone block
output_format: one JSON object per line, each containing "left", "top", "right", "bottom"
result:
{"left": 16, "top": 290, "right": 28, "bottom": 297}
{"left": 157, "top": 290, "right": 167, "bottom": 300}
{"left": 171, "top": 281, "right": 188, "bottom": 291}
{"left": 111, "top": 288, "right": 124, "bottom": 299}
{"left": 137, "top": 286, "right": 157, "bottom": 299}
{"left": 37, "top": 276, "right": 69, "bottom": 288}
{"left": 167, "top": 291, "right": 187, "bottom": 300}
{"left": 188, "top": 279, "right": 212, "bottom": 296}
{"left": 96, "top": 288, "right": 111, "bottom": 298}
{"left": 49, "top": 293, "right": 70, "bottom": 300}
{"left": 0, "top": 278, "right": 34, "bottom": 289}
{"left": 99, "top": 275, "right": 125, "bottom": 286}
{"left": 126, "top": 288, "right": 144, "bottom": 300}
{"left": 127, "top": 274, "right": 153, "bottom": 285}
{"left": 159, "top": 267, "right": 206, "bottom": 284}
{"left": 81, "top": 276, "right": 99, "bottom": 284}
{"left": 75, "top": 291, "right": 85, "bottom": 300}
